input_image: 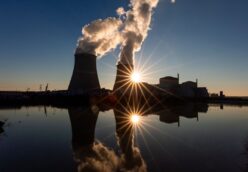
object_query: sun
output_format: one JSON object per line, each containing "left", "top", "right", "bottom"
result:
{"left": 131, "top": 72, "right": 142, "bottom": 83}
{"left": 130, "top": 114, "right": 140, "bottom": 124}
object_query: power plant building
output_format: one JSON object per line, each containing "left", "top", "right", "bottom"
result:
{"left": 158, "top": 74, "right": 209, "bottom": 98}
{"left": 159, "top": 76, "right": 179, "bottom": 90}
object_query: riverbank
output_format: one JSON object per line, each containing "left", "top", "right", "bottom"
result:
{"left": 0, "top": 90, "right": 247, "bottom": 108}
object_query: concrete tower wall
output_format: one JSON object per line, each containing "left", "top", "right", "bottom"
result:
{"left": 68, "top": 53, "right": 100, "bottom": 93}
{"left": 113, "top": 63, "right": 134, "bottom": 91}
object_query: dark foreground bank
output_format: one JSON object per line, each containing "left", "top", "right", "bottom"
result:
{"left": 0, "top": 90, "right": 248, "bottom": 108}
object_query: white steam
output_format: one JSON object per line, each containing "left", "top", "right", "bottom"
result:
{"left": 74, "top": 141, "right": 147, "bottom": 172}
{"left": 76, "top": 0, "right": 159, "bottom": 65}
{"left": 74, "top": 142, "right": 120, "bottom": 172}
{"left": 116, "top": 7, "right": 126, "bottom": 16}
{"left": 76, "top": 17, "right": 122, "bottom": 56}
{"left": 119, "top": 0, "right": 159, "bottom": 65}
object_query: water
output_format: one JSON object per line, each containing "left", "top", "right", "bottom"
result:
{"left": 0, "top": 104, "right": 248, "bottom": 172}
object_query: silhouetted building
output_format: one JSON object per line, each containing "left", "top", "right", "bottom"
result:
{"left": 181, "top": 81, "right": 197, "bottom": 88}
{"left": 178, "top": 81, "right": 197, "bottom": 97}
{"left": 210, "top": 93, "right": 219, "bottom": 97}
{"left": 158, "top": 74, "right": 209, "bottom": 98}
{"left": 68, "top": 53, "right": 100, "bottom": 94}
{"left": 220, "top": 91, "right": 225, "bottom": 98}
{"left": 159, "top": 76, "right": 179, "bottom": 90}
{"left": 196, "top": 87, "right": 209, "bottom": 98}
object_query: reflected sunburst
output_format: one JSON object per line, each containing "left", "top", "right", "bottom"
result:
{"left": 130, "top": 114, "right": 140, "bottom": 125}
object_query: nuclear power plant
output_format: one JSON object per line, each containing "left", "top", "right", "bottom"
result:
{"left": 158, "top": 74, "right": 209, "bottom": 98}
{"left": 68, "top": 53, "right": 100, "bottom": 93}
{"left": 66, "top": 51, "right": 210, "bottom": 101}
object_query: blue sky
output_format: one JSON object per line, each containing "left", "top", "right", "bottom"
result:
{"left": 0, "top": 0, "right": 247, "bottom": 95}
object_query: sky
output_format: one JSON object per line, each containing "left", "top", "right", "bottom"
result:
{"left": 0, "top": 0, "right": 247, "bottom": 96}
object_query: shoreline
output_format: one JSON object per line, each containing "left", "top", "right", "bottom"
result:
{"left": 0, "top": 90, "right": 248, "bottom": 108}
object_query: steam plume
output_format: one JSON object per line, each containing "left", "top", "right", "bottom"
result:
{"left": 76, "top": 17, "right": 122, "bottom": 56}
{"left": 119, "top": 0, "right": 159, "bottom": 65}
{"left": 76, "top": 0, "right": 159, "bottom": 65}
{"left": 74, "top": 141, "right": 146, "bottom": 172}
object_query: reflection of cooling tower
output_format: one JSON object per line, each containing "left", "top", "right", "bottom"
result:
{"left": 68, "top": 53, "right": 100, "bottom": 93}
{"left": 113, "top": 63, "right": 134, "bottom": 91}
{"left": 114, "top": 104, "right": 134, "bottom": 164}
{"left": 68, "top": 107, "right": 99, "bottom": 149}
{"left": 0, "top": 121, "right": 4, "bottom": 134}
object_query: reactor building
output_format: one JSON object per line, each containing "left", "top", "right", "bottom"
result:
{"left": 68, "top": 53, "right": 100, "bottom": 94}
{"left": 158, "top": 74, "right": 209, "bottom": 98}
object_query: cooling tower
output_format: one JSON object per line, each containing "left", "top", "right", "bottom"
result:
{"left": 68, "top": 53, "right": 100, "bottom": 93}
{"left": 113, "top": 63, "right": 134, "bottom": 91}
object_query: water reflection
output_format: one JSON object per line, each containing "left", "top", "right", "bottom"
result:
{"left": 0, "top": 120, "right": 4, "bottom": 135}
{"left": 114, "top": 102, "right": 147, "bottom": 171}
{"left": 68, "top": 106, "right": 99, "bottom": 150}
{"left": 68, "top": 106, "right": 109, "bottom": 172}
{"left": 67, "top": 101, "right": 209, "bottom": 171}
{"left": 154, "top": 103, "right": 208, "bottom": 126}
{"left": 1, "top": 102, "right": 248, "bottom": 171}
{"left": 68, "top": 102, "right": 147, "bottom": 172}
{"left": 244, "top": 137, "right": 248, "bottom": 172}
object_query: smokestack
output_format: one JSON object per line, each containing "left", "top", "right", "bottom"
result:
{"left": 113, "top": 62, "right": 134, "bottom": 92}
{"left": 68, "top": 53, "right": 100, "bottom": 93}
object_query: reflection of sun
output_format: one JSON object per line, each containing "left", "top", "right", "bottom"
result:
{"left": 131, "top": 72, "right": 142, "bottom": 83}
{"left": 171, "top": 0, "right": 176, "bottom": 4}
{"left": 130, "top": 114, "right": 140, "bottom": 124}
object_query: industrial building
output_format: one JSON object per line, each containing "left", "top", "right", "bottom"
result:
{"left": 158, "top": 74, "right": 209, "bottom": 98}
